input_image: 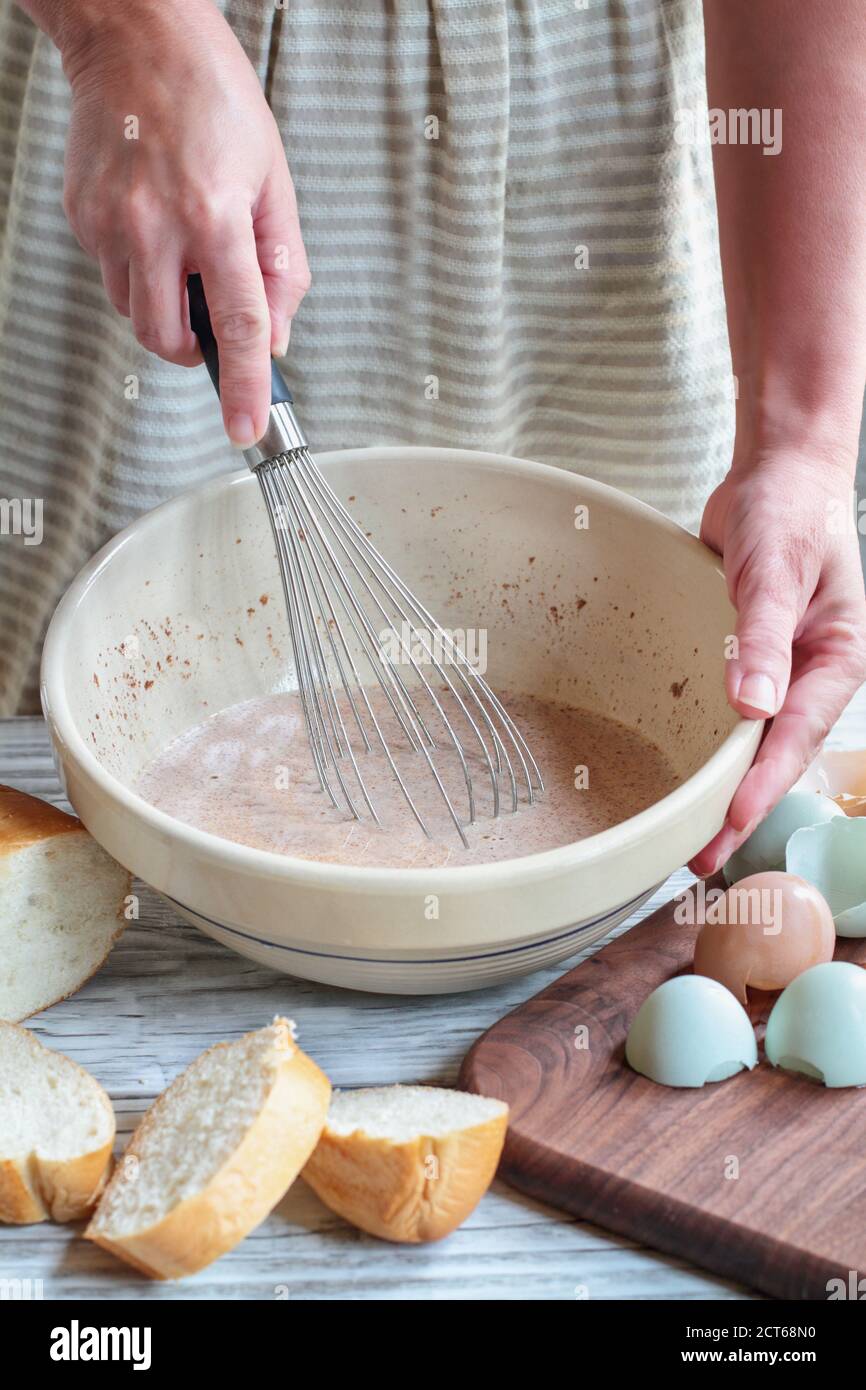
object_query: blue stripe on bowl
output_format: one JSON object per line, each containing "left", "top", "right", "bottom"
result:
{"left": 162, "top": 885, "right": 657, "bottom": 966}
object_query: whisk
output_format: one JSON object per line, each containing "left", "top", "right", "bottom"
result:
{"left": 187, "top": 276, "right": 542, "bottom": 846}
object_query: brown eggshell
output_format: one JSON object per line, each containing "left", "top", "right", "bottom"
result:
{"left": 800, "top": 749, "right": 866, "bottom": 814}
{"left": 693, "top": 871, "right": 835, "bottom": 1006}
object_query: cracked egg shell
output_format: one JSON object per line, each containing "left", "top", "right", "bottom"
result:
{"left": 795, "top": 748, "right": 866, "bottom": 812}
{"left": 723, "top": 791, "right": 844, "bottom": 885}
{"left": 765, "top": 961, "right": 866, "bottom": 1088}
{"left": 693, "top": 871, "right": 835, "bottom": 1006}
{"left": 786, "top": 817, "right": 866, "bottom": 937}
{"left": 625, "top": 975, "right": 757, "bottom": 1088}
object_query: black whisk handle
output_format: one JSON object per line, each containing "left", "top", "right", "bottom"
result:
{"left": 186, "top": 273, "right": 221, "bottom": 395}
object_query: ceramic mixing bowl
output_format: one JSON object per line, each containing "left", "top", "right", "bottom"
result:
{"left": 41, "top": 448, "right": 761, "bottom": 993}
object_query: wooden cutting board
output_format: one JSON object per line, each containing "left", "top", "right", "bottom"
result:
{"left": 459, "top": 876, "right": 866, "bottom": 1300}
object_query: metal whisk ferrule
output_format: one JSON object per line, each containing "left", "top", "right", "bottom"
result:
{"left": 242, "top": 401, "right": 308, "bottom": 469}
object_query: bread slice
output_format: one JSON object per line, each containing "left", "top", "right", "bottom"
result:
{"left": 303, "top": 1084, "right": 509, "bottom": 1243}
{"left": 86, "top": 1018, "right": 331, "bottom": 1279}
{"left": 0, "top": 785, "right": 130, "bottom": 1022}
{"left": 0, "top": 1020, "right": 115, "bottom": 1223}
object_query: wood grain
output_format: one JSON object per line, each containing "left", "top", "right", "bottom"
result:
{"left": 461, "top": 876, "right": 866, "bottom": 1300}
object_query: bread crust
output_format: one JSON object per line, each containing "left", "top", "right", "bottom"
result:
{"left": 303, "top": 1101, "right": 508, "bottom": 1243}
{"left": 0, "top": 1144, "right": 114, "bottom": 1224}
{"left": 0, "top": 1021, "right": 115, "bottom": 1224}
{"left": 86, "top": 1021, "right": 331, "bottom": 1279}
{"left": 0, "top": 783, "right": 130, "bottom": 1023}
{"left": 0, "top": 785, "right": 84, "bottom": 855}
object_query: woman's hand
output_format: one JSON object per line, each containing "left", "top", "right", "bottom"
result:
{"left": 58, "top": 0, "right": 310, "bottom": 445}
{"left": 690, "top": 448, "right": 866, "bottom": 876}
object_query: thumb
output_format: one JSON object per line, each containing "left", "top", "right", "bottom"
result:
{"left": 726, "top": 561, "right": 801, "bottom": 719}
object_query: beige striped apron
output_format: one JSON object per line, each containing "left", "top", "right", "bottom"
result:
{"left": 0, "top": 0, "right": 732, "bottom": 715}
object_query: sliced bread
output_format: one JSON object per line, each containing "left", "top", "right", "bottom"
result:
{"left": 303, "top": 1084, "right": 509, "bottom": 1243}
{"left": 0, "top": 1020, "right": 115, "bottom": 1223}
{"left": 86, "top": 1018, "right": 331, "bottom": 1279}
{"left": 0, "top": 785, "right": 130, "bottom": 1022}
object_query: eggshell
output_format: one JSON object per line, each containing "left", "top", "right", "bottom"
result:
{"left": 786, "top": 818, "right": 866, "bottom": 936}
{"left": 693, "top": 871, "right": 835, "bottom": 1005}
{"left": 764, "top": 961, "right": 866, "bottom": 1088}
{"left": 625, "top": 975, "right": 757, "bottom": 1088}
{"left": 795, "top": 748, "right": 866, "bottom": 813}
{"left": 795, "top": 749, "right": 866, "bottom": 816}
{"left": 723, "top": 791, "right": 843, "bottom": 885}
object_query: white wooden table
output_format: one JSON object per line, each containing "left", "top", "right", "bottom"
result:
{"left": 2, "top": 692, "right": 864, "bottom": 1301}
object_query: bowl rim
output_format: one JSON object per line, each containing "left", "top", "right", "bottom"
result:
{"left": 41, "top": 446, "right": 761, "bottom": 891}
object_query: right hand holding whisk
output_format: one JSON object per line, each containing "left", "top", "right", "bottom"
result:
{"left": 53, "top": 0, "right": 311, "bottom": 446}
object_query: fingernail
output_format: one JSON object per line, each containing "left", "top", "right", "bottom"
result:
{"left": 273, "top": 324, "right": 291, "bottom": 358}
{"left": 737, "top": 673, "right": 777, "bottom": 717}
{"left": 228, "top": 413, "right": 257, "bottom": 447}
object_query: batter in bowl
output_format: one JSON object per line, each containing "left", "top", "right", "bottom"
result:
{"left": 136, "top": 689, "right": 680, "bottom": 870}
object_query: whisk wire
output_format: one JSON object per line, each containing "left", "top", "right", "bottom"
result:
{"left": 288, "top": 453, "right": 481, "bottom": 823}
{"left": 295, "top": 452, "right": 538, "bottom": 807}
{"left": 254, "top": 444, "right": 544, "bottom": 842}
{"left": 263, "top": 461, "right": 439, "bottom": 838}
{"left": 287, "top": 460, "right": 473, "bottom": 847}
{"left": 259, "top": 467, "right": 365, "bottom": 820}
{"left": 322, "top": 466, "right": 546, "bottom": 801}
{"left": 293, "top": 453, "right": 503, "bottom": 808}
{"left": 258, "top": 472, "right": 336, "bottom": 802}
